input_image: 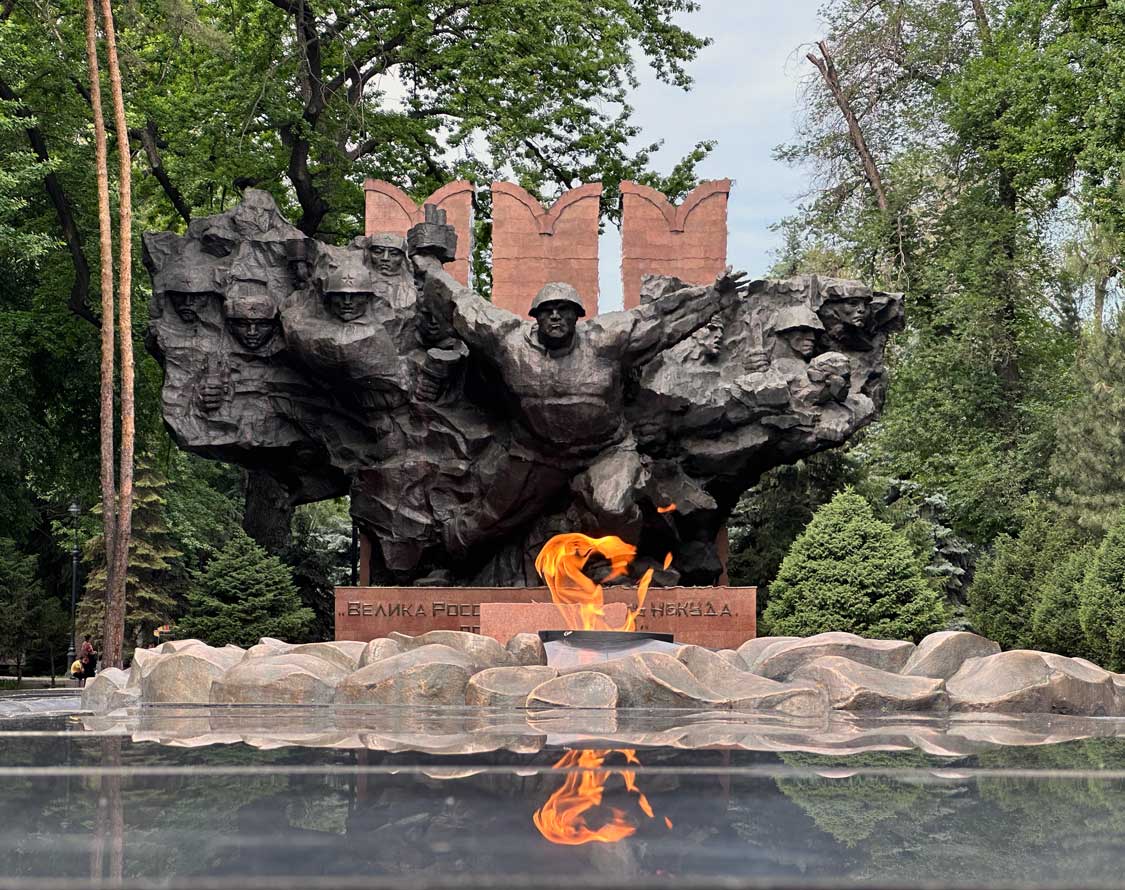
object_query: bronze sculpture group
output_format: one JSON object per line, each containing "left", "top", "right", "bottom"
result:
{"left": 144, "top": 191, "right": 902, "bottom": 586}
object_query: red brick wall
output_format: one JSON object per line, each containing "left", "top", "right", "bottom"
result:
{"left": 363, "top": 179, "right": 474, "bottom": 285}
{"left": 490, "top": 182, "right": 601, "bottom": 317}
{"left": 620, "top": 179, "right": 731, "bottom": 309}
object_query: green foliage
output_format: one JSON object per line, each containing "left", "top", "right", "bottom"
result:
{"left": 1077, "top": 509, "right": 1125, "bottom": 672}
{"left": 966, "top": 499, "right": 1083, "bottom": 650}
{"left": 177, "top": 529, "right": 313, "bottom": 647}
{"left": 1051, "top": 325, "right": 1125, "bottom": 536}
{"left": 282, "top": 499, "right": 352, "bottom": 641}
{"left": 726, "top": 452, "right": 858, "bottom": 605}
{"left": 78, "top": 458, "right": 183, "bottom": 651}
{"left": 162, "top": 450, "right": 242, "bottom": 568}
{"left": 1030, "top": 544, "right": 1094, "bottom": 658}
{"left": 762, "top": 490, "right": 946, "bottom": 640}
{"left": 0, "top": 537, "right": 44, "bottom": 678}
{"left": 869, "top": 481, "right": 973, "bottom": 608}
{"left": 0, "top": 98, "right": 53, "bottom": 266}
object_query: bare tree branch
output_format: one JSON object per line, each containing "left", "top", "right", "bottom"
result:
{"left": 135, "top": 119, "right": 191, "bottom": 223}
{"left": 523, "top": 139, "right": 577, "bottom": 191}
{"left": 807, "top": 39, "right": 890, "bottom": 214}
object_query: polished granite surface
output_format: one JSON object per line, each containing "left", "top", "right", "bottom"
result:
{"left": 2, "top": 693, "right": 1125, "bottom": 889}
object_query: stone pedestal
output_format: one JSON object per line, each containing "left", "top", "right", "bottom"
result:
{"left": 335, "top": 585, "right": 756, "bottom": 649}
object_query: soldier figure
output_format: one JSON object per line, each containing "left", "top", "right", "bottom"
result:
{"left": 770, "top": 305, "right": 824, "bottom": 379}
{"left": 411, "top": 222, "right": 746, "bottom": 551}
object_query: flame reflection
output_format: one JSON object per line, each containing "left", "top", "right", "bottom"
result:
{"left": 533, "top": 748, "right": 670, "bottom": 846}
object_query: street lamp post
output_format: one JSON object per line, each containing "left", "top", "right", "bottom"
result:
{"left": 66, "top": 500, "right": 80, "bottom": 667}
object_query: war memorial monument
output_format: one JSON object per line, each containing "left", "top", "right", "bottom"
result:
{"left": 2, "top": 178, "right": 1122, "bottom": 890}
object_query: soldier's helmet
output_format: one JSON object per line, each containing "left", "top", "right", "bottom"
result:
{"left": 367, "top": 232, "right": 408, "bottom": 254}
{"left": 529, "top": 282, "right": 586, "bottom": 318}
{"left": 324, "top": 261, "right": 372, "bottom": 294}
{"left": 774, "top": 305, "right": 825, "bottom": 333}
{"left": 225, "top": 289, "right": 276, "bottom": 320}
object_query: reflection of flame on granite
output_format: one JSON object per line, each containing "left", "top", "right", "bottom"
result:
{"left": 533, "top": 748, "right": 670, "bottom": 845}
{"left": 535, "top": 527, "right": 673, "bottom": 632}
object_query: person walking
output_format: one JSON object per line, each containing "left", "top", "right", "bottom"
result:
{"left": 80, "top": 635, "right": 97, "bottom": 684}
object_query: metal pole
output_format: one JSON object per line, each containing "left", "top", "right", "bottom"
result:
{"left": 67, "top": 501, "right": 79, "bottom": 667}
{"left": 350, "top": 520, "right": 358, "bottom": 586}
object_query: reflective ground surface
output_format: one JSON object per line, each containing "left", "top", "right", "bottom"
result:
{"left": 3, "top": 693, "right": 1125, "bottom": 889}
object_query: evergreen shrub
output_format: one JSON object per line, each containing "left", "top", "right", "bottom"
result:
{"left": 762, "top": 490, "right": 946, "bottom": 640}
{"left": 1077, "top": 509, "right": 1125, "bottom": 672}
{"left": 177, "top": 529, "right": 313, "bottom": 647}
{"left": 966, "top": 501, "right": 1082, "bottom": 650}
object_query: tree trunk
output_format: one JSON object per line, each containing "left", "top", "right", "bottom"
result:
{"left": 84, "top": 0, "right": 119, "bottom": 665}
{"left": 99, "top": 0, "right": 134, "bottom": 670}
{"left": 971, "top": 0, "right": 994, "bottom": 48}
{"left": 1094, "top": 274, "right": 1107, "bottom": 332}
{"left": 243, "top": 470, "right": 294, "bottom": 554}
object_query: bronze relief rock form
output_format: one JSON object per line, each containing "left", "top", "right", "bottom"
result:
{"left": 144, "top": 191, "right": 903, "bottom": 586}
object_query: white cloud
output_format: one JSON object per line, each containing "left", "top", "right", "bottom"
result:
{"left": 599, "top": 0, "right": 824, "bottom": 305}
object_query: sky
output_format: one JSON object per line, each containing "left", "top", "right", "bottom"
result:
{"left": 598, "top": 1, "right": 825, "bottom": 310}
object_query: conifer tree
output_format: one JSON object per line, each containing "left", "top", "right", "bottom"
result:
{"left": 1077, "top": 509, "right": 1125, "bottom": 672}
{"left": 77, "top": 458, "right": 180, "bottom": 652}
{"left": 762, "top": 490, "right": 946, "bottom": 640}
{"left": 1030, "top": 544, "right": 1093, "bottom": 658}
{"left": 1051, "top": 326, "right": 1125, "bottom": 536}
{"left": 0, "top": 538, "right": 43, "bottom": 682}
{"left": 177, "top": 529, "right": 313, "bottom": 647}
{"left": 966, "top": 500, "right": 1083, "bottom": 650}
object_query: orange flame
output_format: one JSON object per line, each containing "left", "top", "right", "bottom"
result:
{"left": 533, "top": 749, "right": 672, "bottom": 846}
{"left": 534, "top": 532, "right": 672, "bottom": 632}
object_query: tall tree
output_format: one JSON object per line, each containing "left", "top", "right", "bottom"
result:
{"left": 777, "top": 0, "right": 1109, "bottom": 543}
{"left": 178, "top": 529, "right": 313, "bottom": 647}
{"left": 82, "top": 0, "right": 135, "bottom": 669}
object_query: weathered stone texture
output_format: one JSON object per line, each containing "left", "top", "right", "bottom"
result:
{"left": 901, "top": 631, "right": 1001, "bottom": 680}
{"left": 947, "top": 650, "right": 1119, "bottom": 716}
{"left": 752, "top": 633, "right": 915, "bottom": 680}
{"left": 792, "top": 656, "right": 947, "bottom": 712}
{"left": 466, "top": 665, "right": 558, "bottom": 707}
{"left": 211, "top": 654, "right": 348, "bottom": 705}
{"left": 335, "top": 644, "right": 474, "bottom": 705}
{"left": 527, "top": 671, "right": 619, "bottom": 709}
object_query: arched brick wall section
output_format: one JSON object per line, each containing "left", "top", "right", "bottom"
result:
{"left": 363, "top": 180, "right": 474, "bottom": 285}
{"left": 490, "top": 182, "right": 601, "bottom": 317}
{"left": 620, "top": 179, "right": 731, "bottom": 309}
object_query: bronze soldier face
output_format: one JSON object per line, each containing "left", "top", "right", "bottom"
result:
{"left": 534, "top": 301, "right": 580, "bottom": 349}
{"left": 226, "top": 292, "right": 279, "bottom": 351}
{"left": 327, "top": 291, "right": 371, "bottom": 322}
{"left": 826, "top": 297, "right": 868, "bottom": 328}
{"left": 168, "top": 291, "right": 212, "bottom": 324}
{"left": 370, "top": 245, "right": 406, "bottom": 276}
{"left": 784, "top": 327, "right": 818, "bottom": 359}
{"left": 227, "top": 318, "right": 278, "bottom": 350}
